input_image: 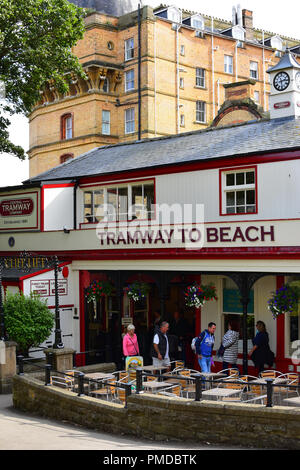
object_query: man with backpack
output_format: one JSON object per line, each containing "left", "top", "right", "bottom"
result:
{"left": 195, "top": 322, "right": 216, "bottom": 373}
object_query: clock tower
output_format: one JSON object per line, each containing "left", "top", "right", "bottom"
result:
{"left": 267, "top": 51, "right": 300, "bottom": 120}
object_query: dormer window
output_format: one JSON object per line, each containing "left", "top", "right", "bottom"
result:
{"left": 270, "top": 35, "right": 284, "bottom": 52}
{"left": 191, "top": 15, "right": 204, "bottom": 30}
{"left": 155, "top": 6, "right": 181, "bottom": 24}
{"left": 232, "top": 25, "right": 245, "bottom": 42}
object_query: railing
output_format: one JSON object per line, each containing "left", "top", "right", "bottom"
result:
{"left": 16, "top": 355, "right": 300, "bottom": 409}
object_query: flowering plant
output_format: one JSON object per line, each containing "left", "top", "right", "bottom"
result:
{"left": 86, "top": 280, "right": 114, "bottom": 303}
{"left": 124, "top": 282, "right": 151, "bottom": 302}
{"left": 184, "top": 283, "right": 217, "bottom": 308}
{"left": 267, "top": 284, "right": 300, "bottom": 319}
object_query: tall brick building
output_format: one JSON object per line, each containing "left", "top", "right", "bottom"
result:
{"left": 29, "top": 1, "right": 300, "bottom": 177}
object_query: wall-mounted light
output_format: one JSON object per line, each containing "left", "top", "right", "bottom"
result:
{"left": 63, "top": 227, "right": 70, "bottom": 234}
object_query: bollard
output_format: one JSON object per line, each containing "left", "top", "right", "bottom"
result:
{"left": 77, "top": 372, "right": 85, "bottom": 397}
{"left": 266, "top": 378, "right": 274, "bottom": 408}
{"left": 136, "top": 368, "right": 143, "bottom": 394}
{"left": 195, "top": 374, "right": 202, "bottom": 402}
{"left": 45, "top": 364, "right": 52, "bottom": 386}
{"left": 124, "top": 382, "right": 132, "bottom": 408}
{"left": 17, "top": 355, "right": 24, "bottom": 376}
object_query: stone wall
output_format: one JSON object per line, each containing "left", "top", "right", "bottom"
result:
{"left": 13, "top": 374, "right": 300, "bottom": 449}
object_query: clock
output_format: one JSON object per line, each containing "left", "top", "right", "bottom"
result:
{"left": 295, "top": 72, "right": 300, "bottom": 90}
{"left": 273, "top": 72, "right": 290, "bottom": 91}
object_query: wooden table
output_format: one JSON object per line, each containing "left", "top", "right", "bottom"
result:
{"left": 202, "top": 387, "right": 242, "bottom": 401}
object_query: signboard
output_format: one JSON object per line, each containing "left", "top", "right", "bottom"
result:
{"left": 50, "top": 279, "right": 68, "bottom": 296}
{"left": 125, "top": 355, "right": 144, "bottom": 371}
{"left": 30, "top": 279, "right": 68, "bottom": 296}
{"left": 30, "top": 280, "right": 50, "bottom": 297}
{"left": 0, "top": 191, "right": 39, "bottom": 231}
{"left": 122, "top": 317, "right": 133, "bottom": 326}
{"left": 223, "top": 288, "right": 254, "bottom": 314}
{"left": 274, "top": 101, "right": 291, "bottom": 109}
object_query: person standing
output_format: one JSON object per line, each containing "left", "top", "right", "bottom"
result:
{"left": 123, "top": 324, "right": 140, "bottom": 358}
{"left": 151, "top": 321, "right": 171, "bottom": 371}
{"left": 221, "top": 320, "right": 240, "bottom": 374}
{"left": 196, "top": 322, "right": 216, "bottom": 373}
{"left": 249, "top": 321, "right": 274, "bottom": 374}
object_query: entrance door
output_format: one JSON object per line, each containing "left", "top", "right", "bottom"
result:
{"left": 84, "top": 294, "right": 107, "bottom": 364}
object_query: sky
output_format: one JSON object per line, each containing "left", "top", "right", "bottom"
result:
{"left": 0, "top": 0, "right": 300, "bottom": 187}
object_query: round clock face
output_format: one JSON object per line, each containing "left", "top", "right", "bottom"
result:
{"left": 295, "top": 72, "right": 300, "bottom": 90}
{"left": 273, "top": 72, "right": 290, "bottom": 91}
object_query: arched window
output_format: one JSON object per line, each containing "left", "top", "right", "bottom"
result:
{"left": 60, "top": 113, "right": 73, "bottom": 140}
{"left": 60, "top": 153, "right": 74, "bottom": 164}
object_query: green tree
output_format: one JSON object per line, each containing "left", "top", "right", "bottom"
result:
{"left": 0, "top": 0, "right": 87, "bottom": 158}
{"left": 4, "top": 291, "right": 54, "bottom": 355}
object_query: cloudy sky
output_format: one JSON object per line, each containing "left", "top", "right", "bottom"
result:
{"left": 0, "top": 0, "right": 299, "bottom": 187}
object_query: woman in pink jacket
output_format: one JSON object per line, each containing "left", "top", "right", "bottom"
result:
{"left": 123, "top": 324, "right": 140, "bottom": 357}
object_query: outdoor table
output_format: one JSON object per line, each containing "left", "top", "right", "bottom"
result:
{"left": 202, "top": 387, "right": 242, "bottom": 401}
{"left": 250, "top": 378, "right": 288, "bottom": 385}
{"left": 140, "top": 365, "right": 169, "bottom": 375}
{"left": 84, "top": 372, "right": 115, "bottom": 392}
{"left": 142, "top": 381, "right": 172, "bottom": 392}
{"left": 283, "top": 397, "right": 300, "bottom": 407}
{"left": 190, "top": 372, "right": 227, "bottom": 389}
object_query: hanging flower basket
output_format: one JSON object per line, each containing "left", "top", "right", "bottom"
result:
{"left": 124, "top": 281, "right": 151, "bottom": 302}
{"left": 86, "top": 280, "right": 114, "bottom": 303}
{"left": 267, "top": 284, "right": 300, "bottom": 319}
{"left": 184, "top": 283, "right": 217, "bottom": 308}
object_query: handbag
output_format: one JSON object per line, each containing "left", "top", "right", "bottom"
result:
{"left": 217, "top": 344, "right": 225, "bottom": 358}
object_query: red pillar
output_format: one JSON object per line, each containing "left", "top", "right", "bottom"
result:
{"left": 194, "top": 275, "right": 201, "bottom": 370}
{"left": 78, "top": 270, "right": 91, "bottom": 367}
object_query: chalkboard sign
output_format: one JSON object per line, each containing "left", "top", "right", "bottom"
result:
{"left": 223, "top": 288, "right": 254, "bottom": 314}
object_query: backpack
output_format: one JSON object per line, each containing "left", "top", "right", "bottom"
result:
{"left": 191, "top": 331, "right": 205, "bottom": 353}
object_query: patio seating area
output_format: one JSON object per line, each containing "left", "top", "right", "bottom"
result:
{"left": 50, "top": 363, "right": 300, "bottom": 408}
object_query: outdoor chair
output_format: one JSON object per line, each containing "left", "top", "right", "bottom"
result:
{"left": 50, "top": 375, "right": 75, "bottom": 391}
{"left": 157, "top": 384, "right": 182, "bottom": 398}
{"left": 218, "top": 377, "right": 248, "bottom": 402}
{"left": 115, "top": 387, "right": 127, "bottom": 404}
{"left": 277, "top": 373, "right": 299, "bottom": 402}
{"left": 90, "top": 379, "right": 116, "bottom": 401}
{"left": 259, "top": 370, "right": 282, "bottom": 379}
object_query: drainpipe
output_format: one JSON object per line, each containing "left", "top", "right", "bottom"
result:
{"left": 211, "top": 18, "right": 215, "bottom": 120}
{"left": 154, "top": 20, "right": 157, "bottom": 136}
{"left": 262, "top": 30, "right": 266, "bottom": 111}
{"left": 138, "top": 3, "right": 142, "bottom": 141}
{"left": 73, "top": 179, "right": 79, "bottom": 230}
{"left": 176, "top": 24, "right": 180, "bottom": 134}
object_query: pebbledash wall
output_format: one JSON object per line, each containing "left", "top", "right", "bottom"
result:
{"left": 13, "top": 374, "right": 300, "bottom": 449}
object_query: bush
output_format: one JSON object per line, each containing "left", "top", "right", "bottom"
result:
{"left": 3, "top": 292, "right": 54, "bottom": 356}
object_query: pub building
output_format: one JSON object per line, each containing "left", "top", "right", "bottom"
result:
{"left": 1, "top": 52, "right": 300, "bottom": 373}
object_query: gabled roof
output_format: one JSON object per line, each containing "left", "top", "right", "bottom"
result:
{"left": 25, "top": 116, "right": 300, "bottom": 184}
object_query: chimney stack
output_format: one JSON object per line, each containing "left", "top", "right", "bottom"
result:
{"left": 242, "top": 9, "right": 254, "bottom": 41}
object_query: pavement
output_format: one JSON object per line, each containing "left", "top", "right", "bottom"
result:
{"left": 0, "top": 393, "right": 239, "bottom": 451}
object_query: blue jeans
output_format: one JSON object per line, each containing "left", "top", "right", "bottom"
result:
{"left": 198, "top": 356, "right": 211, "bottom": 373}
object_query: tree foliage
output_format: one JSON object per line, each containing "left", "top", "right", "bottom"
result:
{"left": 4, "top": 291, "right": 54, "bottom": 355}
{"left": 0, "top": 0, "right": 87, "bottom": 158}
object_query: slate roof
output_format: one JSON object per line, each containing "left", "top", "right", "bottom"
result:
{"left": 25, "top": 116, "right": 300, "bottom": 184}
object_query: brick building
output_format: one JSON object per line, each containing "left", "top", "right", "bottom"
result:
{"left": 29, "top": 1, "right": 300, "bottom": 177}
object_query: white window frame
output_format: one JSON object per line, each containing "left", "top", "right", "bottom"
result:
{"left": 125, "top": 108, "right": 135, "bottom": 134}
{"left": 102, "top": 110, "right": 111, "bottom": 135}
{"left": 254, "top": 91, "right": 260, "bottom": 104}
{"left": 125, "top": 38, "right": 134, "bottom": 61}
{"left": 65, "top": 116, "right": 73, "bottom": 139}
{"left": 83, "top": 180, "right": 155, "bottom": 223}
{"left": 224, "top": 55, "right": 233, "bottom": 75}
{"left": 103, "top": 78, "right": 109, "bottom": 93}
{"left": 196, "top": 101, "right": 206, "bottom": 123}
{"left": 179, "top": 77, "right": 184, "bottom": 89}
{"left": 125, "top": 69, "right": 135, "bottom": 92}
{"left": 221, "top": 168, "right": 257, "bottom": 215}
{"left": 250, "top": 61, "right": 259, "bottom": 80}
{"left": 196, "top": 68, "right": 205, "bottom": 88}
{"left": 180, "top": 114, "right": 185, "bottom": 127}
{"left": 180, "top": 45, "right": 185, "bottom": 56}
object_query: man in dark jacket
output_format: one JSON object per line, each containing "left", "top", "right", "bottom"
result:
{"left": 151, "top": 321, "right": 171, "bottom": 371}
